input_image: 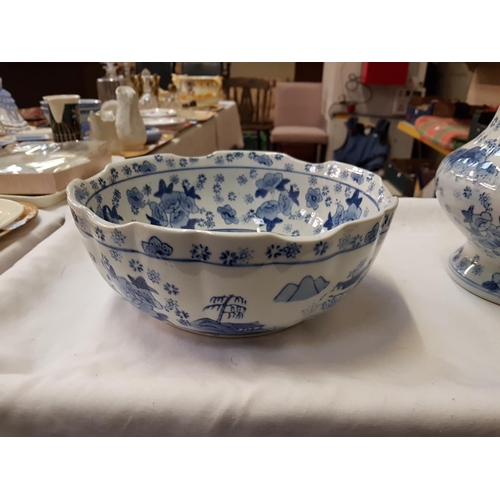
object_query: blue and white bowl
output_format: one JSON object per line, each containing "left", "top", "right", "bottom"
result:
{"left": 40, "top": 98, "right": 101, "bottom": 135}
{"left": 67, "top": 151, "right": 398, "bottom": 337}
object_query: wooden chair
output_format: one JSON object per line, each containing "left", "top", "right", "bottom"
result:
{"left": 223, "top": 77, "right": 275, "bottom": 150}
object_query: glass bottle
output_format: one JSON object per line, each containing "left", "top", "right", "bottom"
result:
{"left": 138, "top": 69, "right": 158, "bottom": 110}
{"left": 96, "top": 63, "right": 122, "bottom": 103}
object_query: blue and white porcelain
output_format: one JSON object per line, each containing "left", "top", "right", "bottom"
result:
{"left": 67, "top": 151, "right": 398, "bottom": 337}
{"left": 145, "top": 126, "right": 162, "bottom": 144}
{"left": 436, "top": 110, "right": 500, "bottom": 305}
{"left": 0, "top": 78, "right": 30, "bottom": 133}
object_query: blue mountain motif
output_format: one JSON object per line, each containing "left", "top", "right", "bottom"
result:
{"left": 274, "top": 276, "right": 330, "bottom": 302}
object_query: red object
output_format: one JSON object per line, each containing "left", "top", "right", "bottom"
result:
{"left": 347, "top": 104, "right": 356, "bottom": 113}
{"left": 360, "top": 62, "right": 410, "bottom": 86}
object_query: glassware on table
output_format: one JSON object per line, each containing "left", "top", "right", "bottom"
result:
{"left": 138, "top": 69, "right": 158, "bottom": 110}
{"left": 96, "top": 63, "right": 122, "bottom": 103}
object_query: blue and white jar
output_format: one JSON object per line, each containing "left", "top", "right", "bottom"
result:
{"left": 436, "top": 110, "right": 500, "bottom": 304}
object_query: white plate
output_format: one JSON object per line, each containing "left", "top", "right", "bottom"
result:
{"left": 140, "top": 108, "right": 177, "bottom": 118}
{"left": 0, "top": 190, "right": 66, "bottom": 209}
{"left": 142, "top": 116, "right": 186, "bottom": 127}
{"left": 0, "top": 199, "right": 24, "bottom": 229}
{"left": 0, "top": 135, "right": 16, "bottom": 147}
{"left": 14, "top": 128, "right": 53, "bottom": 142}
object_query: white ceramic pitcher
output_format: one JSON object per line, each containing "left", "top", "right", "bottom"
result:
{"left": 115, "top": 86, "right": 147, "bottom": 151}
{"left": 88, "top": 100, "right": 122, "bottom": 154}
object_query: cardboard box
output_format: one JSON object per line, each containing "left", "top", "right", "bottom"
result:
{"left": 467, "top": 109, "right": 497, "bottom": 141}
{"left": 405, "top": 97, "right": 435, "bottom": 124}
{"left": 384, "top": 158, "right": 441, "bottom": 197}
{"left": 0, "top": 141, "right": 111, "bottom": 195}
{"left": 405, "top": 97, "right": 485, "bottom": 124}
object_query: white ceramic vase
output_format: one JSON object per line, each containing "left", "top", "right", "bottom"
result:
{"left": 436, "top": 109, "right": 500, "bottom": 304}
{"left": 115, "top": 86, "right": 147, "bottom": 151}
{"left": 88, "top": 104, "right": 122, "bottom": 155}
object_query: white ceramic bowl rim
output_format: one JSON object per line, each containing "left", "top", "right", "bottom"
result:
{"left": 67, "top": 151, "right": 398, "bottom": 245}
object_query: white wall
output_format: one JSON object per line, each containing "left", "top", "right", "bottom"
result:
{"left": 466, "top": 63, "right": 500, "bottom": 106}
{"left": 321, "top": 62, "right": 427, "bottom": 160}
{"left": 435, "top": 63, "right": 473, "bottom": 101}
{"left": 321, "top": 62, "right": 427, "bottom": 122}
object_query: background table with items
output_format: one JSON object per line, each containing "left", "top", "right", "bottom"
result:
{"left": 1, "top": 198, "right": 499, "bottom": 436}
{"left": 0, "top": 101, "right": 244, "bottom": 275}
{"left": 137, "top": 100, "right": 244, "bottom": 158}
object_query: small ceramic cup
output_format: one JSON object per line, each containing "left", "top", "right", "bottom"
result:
{"left": 43, "top": 94, "right": 82, "bottom": 142}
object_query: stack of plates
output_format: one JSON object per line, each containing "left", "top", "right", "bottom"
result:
{"left": 0, "top": 199, "right": 38, "bottom": 238}
{"left": 0, "top": 191, "right": 66, "bottom": 209}
{"left": 140, "top": 108, "right": 185, "bottom": 128}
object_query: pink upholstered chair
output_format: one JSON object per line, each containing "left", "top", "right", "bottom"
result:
{"left": 270, "top": 82, "right": 328, "bottom": 162}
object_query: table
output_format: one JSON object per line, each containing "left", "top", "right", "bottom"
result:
{"left": 145, "top": 100, "right": 244, "bottom": 157}
{"left": 1, "top": 198, "right": 500, "bottom": 437}
{"left": 0, "top": 208, "right": 65, "bottom": 275}
{"left": 0, "top": 101, "right": 244, "bottom": 275}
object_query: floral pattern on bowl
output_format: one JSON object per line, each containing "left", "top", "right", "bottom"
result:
{"left": 67, "top": 151, "right": 398, "bottom": 337}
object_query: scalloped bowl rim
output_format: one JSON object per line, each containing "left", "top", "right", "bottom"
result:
{"left": 67, "top": 151, "right": 398, "bottom": 244}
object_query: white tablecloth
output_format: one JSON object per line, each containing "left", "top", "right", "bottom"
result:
{"left": 0, "top": 209, "right": 65, "bottom": 275}
{"left": 155, "top": 101, "right": 244, "bottom": 156}
{"left": 1, "top": 199, "right": 499, "bottom": 436}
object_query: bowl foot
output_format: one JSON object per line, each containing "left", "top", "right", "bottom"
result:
{"left": 448, "top": 243, "right": 500, "bottom": 305}
{"left": 167, "top": 321, "right": 301, "bottom": 338}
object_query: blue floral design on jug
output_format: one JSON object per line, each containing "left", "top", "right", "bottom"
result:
{"left": 436, "top": 108, "right": 500, "bottom": 304}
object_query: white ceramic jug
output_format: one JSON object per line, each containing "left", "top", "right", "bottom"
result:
{"left": 88, "top": 101, "right": 122, "bottom": 155}
{"left": 115, "top": 86, "right": 147, "bottom": 151}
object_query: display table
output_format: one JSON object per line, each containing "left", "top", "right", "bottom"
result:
{"left": 0, "top": 208, "right": 65, "bottom": 275}
{"left": 1, "top": 199, "right": 499, "bottom": 436}
{"left": 0, "top": 101, "right": 244, "bottom": 276}
{"left": 147, "top": 100, "right": 244, "bottom": 157}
